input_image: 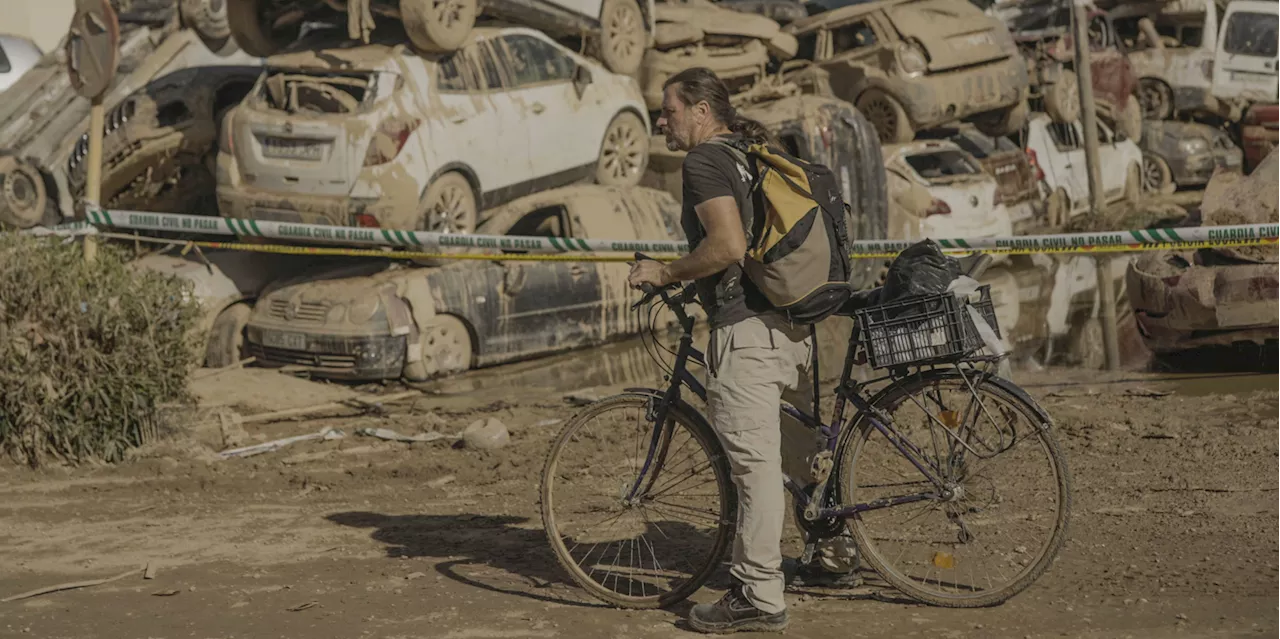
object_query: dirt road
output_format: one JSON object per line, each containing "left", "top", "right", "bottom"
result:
{"left": 1, "top": 364, "right": 1276, "bottom": 639}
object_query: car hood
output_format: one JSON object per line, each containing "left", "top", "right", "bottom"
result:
{"left": 887, "top": 0, "right": 1015, "bottom": 71}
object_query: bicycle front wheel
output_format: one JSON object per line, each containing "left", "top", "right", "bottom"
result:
{"left": 837, "top": 370, "right": 1071, "bottom": 607}
{"left": 540, "top": 393, "right": 735, "bottom": 608}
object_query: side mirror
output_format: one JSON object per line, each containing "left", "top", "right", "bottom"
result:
{"left": 573, "top": 64, "right": 592, "bottom": 99}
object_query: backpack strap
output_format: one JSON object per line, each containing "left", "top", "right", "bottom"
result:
{"left": 707, "top": 137, "right": 768, "bottom": 252}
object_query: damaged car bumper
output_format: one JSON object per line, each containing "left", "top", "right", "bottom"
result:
{"left": 1127, "top": 250, "right": 1280, "bottom": 353}
{"left": 216, "top": 153, "right": 412, "bottom": 227}
{"left": 1167, "top": 149, "right": 1243, "bottom": 186}
{"left": 245, "top": 325, "right": 408, "bottom": 380}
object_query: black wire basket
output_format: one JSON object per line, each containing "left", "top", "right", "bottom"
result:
{"left": 855, "top": 285, "right": 1001, "bottom": 370}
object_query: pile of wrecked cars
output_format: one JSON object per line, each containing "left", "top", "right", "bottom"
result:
{"left": 3, "top": 0, "right": 1274, "bottom": 381}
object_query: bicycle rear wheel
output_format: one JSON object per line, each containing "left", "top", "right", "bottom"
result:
{"left": 540, "top": 393, "right": 735, "bottom": 608}
{"left": 837, "top": 370, "right": 1071, "bottom": 607}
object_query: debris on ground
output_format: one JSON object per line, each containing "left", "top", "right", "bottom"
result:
{"left": 1199, "top": 150, "right": 1278, "bottom": 262}
{"left": 461, "top": 418, "right": 510, "bottom": 451}
{"left": 355, "top": 428, "right": 449, "bottom": 444}
{"left": 1, "top": 567, "right": 142, "bottom": 603}
{"left": 217, "top": 428, "right": 344, "bottom": 460}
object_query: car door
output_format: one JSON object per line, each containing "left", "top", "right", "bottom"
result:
{"left": 1042, "top": 120, "right": 1089, "bottom": 215}
{"left": 488, "top": 201, "right": 604, "bottom": 357}
{"left": 1094, "top": 122, "right": 1127, "bottom": 200}
{"left": 493, "top": 32, "right": 595, "bottom": 185}
{"left": 416, "top": 47, "right": 513, "bottom": 203}
{"left": 815, "top": 13, "right": 893, "bottom": 101}
{"left": 1212, "top": 1, "right": 1279, "bottom": 103}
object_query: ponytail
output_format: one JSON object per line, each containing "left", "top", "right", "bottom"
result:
{"left": 728, "top": 113, "right": 775, "bottom": 146}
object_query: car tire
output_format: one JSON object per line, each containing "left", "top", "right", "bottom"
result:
{"left": 1123, "top": 161, "right": 1142, "bottom": 206}
{"left": 419, "top": 172, "right": 477, "bottom": 235}
{"left": 856, "top": 90, "right": 913, "bottom": 144}
{"left": 592, "top": 0, "right": 646, "bottom": 76}
{"left": 1069, "top": 317, "right": 1105, "bottom": 370}
{"left": 181, "top": 0, "right": 232, "bottom": 44}
{"left": 974, "top": 99, "right": 1030, "bottom": 138}
{"left": 205, "top": 302, "right": 251, "bottom": 368}
{"left": 226, "top": 0, "right": 298, "bottom": 57}
{"left": 845, "top": 106, "right": 889, "bottom": 290}
{"left": 1043, "top": 70, "right": 1080, "bottom": 124}
{"left": 404, "top": 314, "right": 472, "bottom": 380}
{"left": 596, "top": 111, "right": 649, "bottom": 186}
{"left": 0, "top": 157, "right": 55, "bottom": 230}
{"left": 401, "top": 0, "right": 477, "bottom": 54}
{"left": 1138, "top": 78, "right": 1174, "bottom": 120}
{"left": 1045, "top": 187, "right": 1069, "bottom": 228}
{"left": 1116, "top": 94, "right": 1143, "bottom": 144}
{"left": 1141, "top": 153, "right": 1175, "bottom": 195}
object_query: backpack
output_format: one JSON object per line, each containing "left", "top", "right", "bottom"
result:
{"left": 712, "top": 138, "right": 854, "bottom": 325}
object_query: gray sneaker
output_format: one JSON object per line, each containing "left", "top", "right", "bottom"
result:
{"left": 687, "top": 586, "right": 790, "bottom": 634}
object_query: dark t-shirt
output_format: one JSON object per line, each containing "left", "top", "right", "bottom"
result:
{"left": 681, "top": 134, "right": 772, "bottom": 329}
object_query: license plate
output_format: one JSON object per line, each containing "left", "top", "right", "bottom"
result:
{"left": 261, "top": 137, "right": 325, "bottom": 161}
{"left": 261, "top": 330, "right": 307, "bottom": 351}
{"left": 962, "top": 32, "right": 995, "bottom": 48}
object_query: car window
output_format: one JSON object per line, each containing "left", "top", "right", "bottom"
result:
{"left": 0, "top": 43, "right": 10, "bottom": 74}
{"left": 995, "top": 136, "right": 1018, "bottom": 152}
{"left": 474, "top": 41, "right": 505, "bottom": 90}
{"left": 905, "top": 150, "right": 981, "bottom": 179}
{"left": 1223, "top": 12, "right": 1278, "bottom": 57}
{"left": 436, "top": 52, "right": 474, "bottom": 92}
{"left": 1180, "top": 25, "right": 1203, "bottom": 47}
{"left": 501, "top": 35, "right": 575, "bottom": 86}
{"left": 952, "top": 134, "right": 994, "bottom": 158}
{"left": 507, "top": 205, "right": 571, "bottom": 238}
{"left": 831, "top": 20, "right": 878, "bottom": 53}
{"left": 796, "top": 32, "right": 819, "bottom": 60}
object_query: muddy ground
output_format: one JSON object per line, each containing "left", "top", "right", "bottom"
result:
{"left": 1, "top": 352, "right": 1277, "bottom": 638}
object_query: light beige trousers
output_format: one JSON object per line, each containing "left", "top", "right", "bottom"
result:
{"left": 705, "top": 313, "right": 819, "bottom": 614}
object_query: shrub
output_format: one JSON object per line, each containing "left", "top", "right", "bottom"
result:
{"left": 0, "top": 234, "right": 201, "bottom": 466}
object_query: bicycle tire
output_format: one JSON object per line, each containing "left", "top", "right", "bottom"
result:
{"left": 836, "top": 369, "right": 1071, "bottom": 608}
{"left": 540, "top": 393, "right": 736, "bottom": 609}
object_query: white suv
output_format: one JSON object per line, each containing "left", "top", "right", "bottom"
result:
{"left": 216, "top": 26, "right": 650, "bottom": 234}
{"left": 1020, "top": 113, "right": 1143, "bottom": 225}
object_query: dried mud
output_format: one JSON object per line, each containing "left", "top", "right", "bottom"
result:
{"left": 0, "top": 362, "right": 1275, "bottom": 638}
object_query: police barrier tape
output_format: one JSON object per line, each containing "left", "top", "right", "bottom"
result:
{"left": 45, "top": 206, "right": 1280, "bottom": 260}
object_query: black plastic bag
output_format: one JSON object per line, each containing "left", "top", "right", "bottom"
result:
{"left": 880, "top": 239, "right": 961, "bottom": 304}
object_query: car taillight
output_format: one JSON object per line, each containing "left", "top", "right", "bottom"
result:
{"left": 1026, "top": 147, "right": 1045, "bottom": 181}
{"left": 363, "top": 118, "right": 421, "bottom": 167}
{"left": 353, "top": 214, "right": 381, "bottom": 228}
{"left": 926, "top": 198, "right": 951, "bottom": 216}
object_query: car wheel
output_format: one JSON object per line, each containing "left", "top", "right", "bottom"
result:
{"left": 226, "top": 0, "right": 298, "bottom": 57}
{"left": 1116, "top": 94, "right": 1143, "bottom": 144}
{"left": 412, "top": 315, "right": 472, "bottom": 379}
{"left": 1043, "top": 70, "right": 1080, "bottom": 124}
{"left": 1123, "top": 162, "right": 1142, "bottom": 205}
{"left": 205, "top": 302, "right": 251, "bottom": 368}
{"left": 596, "top": 112, "right": 648, "bottom": 186}
{"left": 1045, "top": 187, "right": 1069, "bottom": 228}
{"left": 401, "top": 0, "right": 477, "bottom": 54}
{"left": 593, "top": 0, "right": 646, "bottom": 76}
{"left": 0, "top": 157, "right": 54, "bottom": 230}
{"left": 1069, "top": 317, "right": 1106, "bottom": 370}
{"left": 974, "top": 99, "right": 1030, "bottom": 138}
{"left": 855, "top": 90, "right": 913, "bottom": 144}
{"left": 181, "top": 0, "right": 232, "bottom": 45}
{"left": 419, "top": 172, "right": 477, "bottom": 235}
{"left": 1141, "top": 153, "right": 1175, "bottom": 195}
{"left": 1138, "top": 78, "right": 1173, "bottom": 120}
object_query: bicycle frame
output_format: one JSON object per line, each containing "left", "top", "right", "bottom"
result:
{"left": 624, "top": 287, "right": 959, "bottom": 523}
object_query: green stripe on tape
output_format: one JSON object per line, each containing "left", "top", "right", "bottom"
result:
{"left": 576, "top": 238, "right": 590, "bottom": 251}
{"left": 956, "top": 239, "right": 971, "bottom": 249}
{"left": 381, "top": 230, "right": 395, "bottom": 243}
{"left": 408, "top": 231, "right": 423, "bottom": 246}
{"left": 939, "top": 239, "right": 953, "bottom": 248}
{"left": 547, "top": 236, "right": 563, "bottom": 251}
{"left": 1164, "top": 228, "right": 1183, "bottom": 242}
{"left": 1130, "top": 230, "right": 1145, "bottom": 243}
{"left": 102, "top": 210, "right": 115, "bottom": 227}
{"left": 248, "top": 220, "right": 263, "bottom": 236}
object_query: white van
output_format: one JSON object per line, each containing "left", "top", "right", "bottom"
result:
{"left": 1212, "top": 0, "right": 1279, "bottom": 104}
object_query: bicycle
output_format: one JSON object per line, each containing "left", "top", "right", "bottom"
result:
{"left": 539, "top": 252, "right": 1071, "bottom": 610}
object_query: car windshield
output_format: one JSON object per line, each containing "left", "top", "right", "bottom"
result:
{"left": 1223, "top": 11, "right": 1278, "bottom": 57}
{"left": 905, "top": 150, "right": 982, "bottom": 180}
{"left": 253, "top": 68, "right": 397, "bottom": 114}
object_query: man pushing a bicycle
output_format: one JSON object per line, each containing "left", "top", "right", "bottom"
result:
{"left": 627, "top": 66, "right": 823, "bottom": 634}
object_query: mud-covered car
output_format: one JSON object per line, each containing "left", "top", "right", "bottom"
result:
{"left": 64, "top": 65, "right": 262, "bottom": 215}
{"left": 641, "top": 85, "right": 889, "bottom": 289}
{"left": 993, "top": 0, "right": 1142, "bottom": 142}
{"left": 639, "top": 0, "right": 798, "bottom": 111}
{"left": 883, "top": 139, "right": 1014, "bottom": 242}
{"left": 1241, "top": 103, "right": 1278, "bottom": 174}
{"left": 787, "top": 0, "right": 1031, "bottom": 144}
{"left": 0, "top": 25, "right": 260, "bottom": 229}
{"left": 216, "top": 25, "right": 649, "bottom": 235}
{"left": 1138, "top": 120, "right": 1242, "bottom": 194}
{"left": 1021, "top": 113, "right": 1142, "bottom": 225}
{"left": 715, "top": 0, "right": 808, "bottom": 24}
{"left": 922, "top": 125, "right": 1042, "bottom": 231}
{"left": 227, "top": 0, "right": 655, "bottom": 75}
{"left": 242, "top": 185, "right": 683, "bottom": 381}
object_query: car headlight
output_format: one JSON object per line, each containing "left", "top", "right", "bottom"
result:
{"left": 898, "top": 41, "right": 928, "bottom": 76}
{"left": 326, "top": 305, "right": 347, "bottom": 324}
{"left": 348, "top": 293, "right": 381, "bottom": 324}
{"left": 1180, "top": 138, "right": 1209, "bottom": 154}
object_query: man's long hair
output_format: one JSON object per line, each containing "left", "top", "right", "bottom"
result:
{"left": 663, "top": 67, "right": 776, "bottom": 146}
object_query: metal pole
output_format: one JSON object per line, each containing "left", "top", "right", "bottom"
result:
{"left": 1072, "top": 0, "right": 1120, "bottom": 370}
{"left": 83, "top": 96, "right": 104, "bottom": 263}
